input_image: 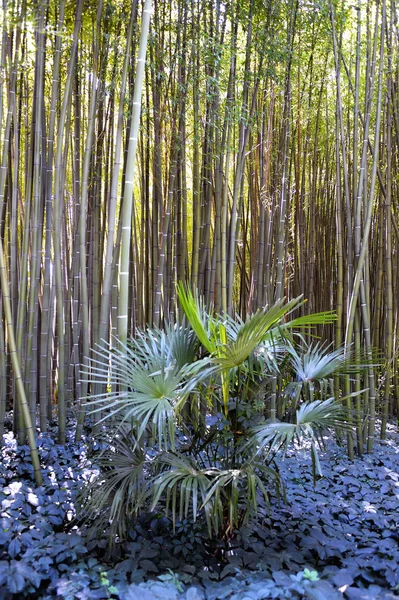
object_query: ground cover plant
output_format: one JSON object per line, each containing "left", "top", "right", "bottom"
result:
{"left": 1, "top": 419, "right": 399, "bottom": 599}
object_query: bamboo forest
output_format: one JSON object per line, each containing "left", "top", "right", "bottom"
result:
{"left": 0, "top": 0, "right": 399, "bottom": 597}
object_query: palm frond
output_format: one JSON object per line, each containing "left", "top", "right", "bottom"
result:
{"left": 287, "top": 342, "right": 347, "bottom": 382}
{"left": 79, "top": 429, "right": 147, "bottom": 542}
{"left": 83, "top": 330, "right": 214, "bottom": 448}
{"left": 90, "top": 358, "right": 213, "bottom": 447}
{"left": 215, "top": 297, "right": 302, "bottom": 371}
{"left": 127, "top": 321, "right": 199, "bottom": 371}
{"left": 224, "top": 313, "right": 285, "bottom": 374}
{"left": 287, "top": 341, "right": 376, "bottom": 383}
{"left": 253, "top": 397, "right": 347, "bottom": 452}
{"left": 167, "top": 321, "right": 199, "bottom": 369}
{"left": 295, "top": 397, "right": 348, "bottom": 428}
{"left": 284, "top": 310, "right": 337, "bottom": 329}
{"left": 150, "top": 453, "right": 213, "bottom": 533}
{"left": 251, "top": 398, "right": 349, "bottom": 481}
{"left": 201, "top": 463, "right": 280, "bottom": 533}
{"left": 177, "top": 283, "right": 216, "bottom": 354}
{"left": 255, "top": 333, "right": 286, "bottom": 374}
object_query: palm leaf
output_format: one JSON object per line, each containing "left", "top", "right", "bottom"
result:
{"left": 79, "top": 428, "right": 146, "bottom": 542}
{"left": 284, "top": 310, "right": 337, "bottom": 329}
{"left": 167, "top": 321, "right": 199, "bottom": 369}
{"left": 287, "top": 341, "right": 376, "bottom": 383}
{"left": 177, "top": 282, "right": 216, "bottom": 354}
{"left": 215, "top": 297, "right": 302, "bottom": 371}
{"left": 150, "top": 453, "right": 213, "bottom": 533}
{"left": 89, "top": 358, "right": 213, "bottom": 448}
{"left": 251, "top": 397, "right": 350, "bottom": 481}
{"left": 127, "top": 321, "right": 199, "bottom": 370}
{"left": 201, "top": 463, "right": 280, "bottom": 533}
{"left": 83, "top": 330, "right": 214, "bottom": 448}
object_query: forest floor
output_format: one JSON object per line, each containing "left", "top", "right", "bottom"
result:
{"left": 0, "top": 418, "right": 398, "bottom": 600}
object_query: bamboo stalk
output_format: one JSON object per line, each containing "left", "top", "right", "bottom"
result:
{"left": 118, "top": 0, "right": 152, "bottom": 343}
{"left": 53, "top": 0, "right": 84, "bottom": 444}
{"left": 0, "top": 233, "right": 42, "bottom": 484}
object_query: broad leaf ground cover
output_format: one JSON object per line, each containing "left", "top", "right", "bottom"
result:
{"left": 0, "top": 419, "right": 398, "bottom": 600}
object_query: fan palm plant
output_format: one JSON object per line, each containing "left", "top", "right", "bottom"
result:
{"left": 79, "top": 288, "right": 351, "bottom": 541}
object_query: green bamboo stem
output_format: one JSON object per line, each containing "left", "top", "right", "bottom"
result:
{"left": 381, "top": 78, "right": 393, "bottom": 439}
{"left": 345, "top": 0, "right": 385, "bottom": 453}
{"left": 334, "top": 94, "right": 343, "bottom": 401}
{"left": 331, "top": 7, "right": 353, "bottom": 302}
{"left": 118, "top": 0, "right": 152, "bottom": 344}
{"left": 227, "top": 0, "right": 253, "bottom": 314}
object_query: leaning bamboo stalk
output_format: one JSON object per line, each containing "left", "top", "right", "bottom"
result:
{"left": 0, "top": 0, "right": 7, "bottom": 138}
{"left": 8, "top": 28, "right": 27, "bottom": 442}
{"left": 216, "top": 10, "right": 236, "bottom": 314}
{"left": 10, "top": 47, "right": 22, "bottom": 438}
{"left": 275, "top": 0, "right": 297, "bottom": 303}
{"left": 70, "top": 63, "right": 82, "bottom": 436}
{"left": 354, "top": 4, "right": 379, "bottom": 451}
{"left": 24, "top": 0, "right": 47, "bottom": 425}
{"left": 341, "top": 6, "right": 381, "bottom": 451}
{"left": 0, "top": 295, "right": 5, "bottom": 442}
{"left": 0, "top": 234, "right": 42, "bottom": 484}
{"left": 190, "top": 0, "right": 200, "bottom": 291}
{"left": 0, "top": 0, "right": 20, "bottom": 439}
{"left": 352, "top": 0, "right": 362, "bottom": 455}
{"left": 334, "top": 93, "right": 344, "bottom": 399}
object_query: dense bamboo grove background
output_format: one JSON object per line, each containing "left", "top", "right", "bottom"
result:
{"left": 0, "top": 0, "right": 398, "bottom": 459}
